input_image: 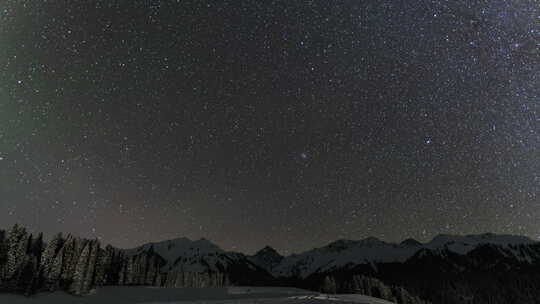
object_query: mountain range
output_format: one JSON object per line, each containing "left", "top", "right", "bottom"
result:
{"left": 1, "top": 224, "right": 540, "bottom": 304}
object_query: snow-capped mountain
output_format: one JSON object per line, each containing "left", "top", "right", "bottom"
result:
{"left": 248, "top": 246, "right": 284, "bottom": 272}
{"left": 125, "top": 237, "right": 232, "bottom": 272}
{"left": 122, "top": 233, "right": 538, "bottom": 281}
{"left": 122, "top": 236, "right": 274, "bottom": 287}
{"left": 272, "top": 238, "right": 417, "bottom": 278}
{"left": 425, "top": 233, "right": 535, "bottom": 253}
{"left": 270, "top": 233, "right": 537, "bottom": 278}
{"left": 3, "top": 224, "right": 540, "bottom": 304}
{"left": 241, "top": 233, "right": 540, "bottom": 304}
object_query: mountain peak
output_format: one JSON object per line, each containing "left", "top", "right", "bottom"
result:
{"left": 257, "top": 245, "right": 280, "bottom": 255}
{"left": 426, "top": 233, "right": 535, "bottom": 255}
{"left": 359, "top": 236, "right": 385, "bottom": 245}
{"left": 322, "top": 237, "right": 389, "bottom": 252}
{"left": 400, "top": 238, "right": 422, "bottom": 247}
{"left": 125, "top": 236, "right": 225, "bottom": 268}
{"left": 253, "top": 245, "right": 283, "bottom": 260}
{"left": 325, "top": 239, "right": 357, "bottom": 250}
{"left": 249, "top": 245, "right": 284, "bottom": 272}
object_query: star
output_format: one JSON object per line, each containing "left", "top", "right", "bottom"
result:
{"left": 0, "top": 0, "right": 537, "bottom": 254}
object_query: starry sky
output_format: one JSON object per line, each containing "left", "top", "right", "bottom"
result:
{"left": 0, "top": 0, "right": 538, "bottom": 255}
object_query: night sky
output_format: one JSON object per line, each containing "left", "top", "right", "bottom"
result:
{"left": 0, "top": 0, "right": 538, "bottom": 255}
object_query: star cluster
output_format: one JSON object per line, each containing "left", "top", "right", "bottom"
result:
{"left": 0, "top": 0, "right": 538, "bottom": 254}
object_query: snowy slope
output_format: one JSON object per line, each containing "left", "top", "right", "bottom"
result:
{"left": 288, "top": 294, "right": 395, "bottom": 304}
{"left": 124, "top": 237, "right": 237, "bottom": 272}
{"left": 122, "top": 233, "right": 537, "bottom": 279}
{"left": 0, "top": 286, "right": 395, "bottom": 304}
{"left": 272, "top": 238, "right": 418, "bottom": 278}
{"left": 125, "top": 237, "right": 224, "bottom": 261}
{"left": 272, "top": 233, "right": 537, "bottom": 278}
{"left": 123, "top": 237, "right": 264, "bottom": 274}
{"left": 248, "top": 246, "right": 284, "bottom": 272}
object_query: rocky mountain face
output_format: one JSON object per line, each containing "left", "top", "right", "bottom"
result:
{"left": 248, "top": 246, "right": 284, "bottom": 272}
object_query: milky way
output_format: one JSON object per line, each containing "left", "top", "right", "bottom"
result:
{"left": 0, "top": 0, "right": 538, "bottom": 254}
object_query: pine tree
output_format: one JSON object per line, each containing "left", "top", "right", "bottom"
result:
{"left": 6, "top": 224, "right": 28, "bottom": 281}
{"left": 81, "top": 240, "right": 99, "bottom": 294}
{"left": 322, "top": 275, "right": 337, "bottom": 294}
{"left": 125, "top": 257, "right": 134, "bottom": 285}
{"left": 47, "top": 246, "right": 64, "bottom": 291}
{"left": 146, "top": 255, "right": 156, "bottom": 285}
{"left": 60, "top": 236, "right": 75, "bottom": 282}
{"left": 29, "top": 233, "right": 44, "bottom": 261}
{"left": 103, "top": 245, "right": 120, "bottom": 285}
{"left": 40, "top": 233, "right": 63, "bottom": 289}
{"left": 0, "top": 229, "right": 8, "bottom": 283}
{"left": 118, "top": 260, "right": 126, "bottom": 285}
{"left": 70, "top": 241, "right": 90, "bottom": 295}
{"left": 22, "top": 256, "right": 39, "bottom": 296}
{"left": 155, "top": 272, "right": 162, "bottom": 287}
{"left": 62, "top": 235, "right": 82, "bottom": 283}
{"left": 94, "top": 247, "right": 107, "bottom": 286}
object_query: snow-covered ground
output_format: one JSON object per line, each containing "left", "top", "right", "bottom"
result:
{"left": 0, "top": 286, "right": 394, "bottom": 304}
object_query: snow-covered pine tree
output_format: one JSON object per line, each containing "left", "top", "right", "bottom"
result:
{"left": 96, "top": 244, "right": 121, "bottom": 286}
{"left": 137, "top": 254, "right": 147, "bottom": 284}
{"left": 47, "top": 246, "right": 64, "bottom": 291}
{"left": 118, "top": 259, "right": 126, "bottom": 285}
{"left": 93, "top": 247, "right": 107, "bottom": 286}
{"left": 125, "top": 256, "right": 134, "bottom": 284}
{"left": 155, "top": 271, "right": 162, "bottom": 287}
{"left": 59, "top": 235, "right": 75, "bottom": 282}
{"left": 81, "top": 240, "right": 99, "bottom": 294}
{"left": 40, "top": 233, "right": 63, "bottom": 288}
{"left": 321, "top": 275, "right": 337, "bottom": 294}
{"left": 146, "top": 255, "right": 157, "bottom": 285}
{"left": 130, "top": 255, "right": 139, "bottom": 284}
{"left": 70, "top": 241, "right": 90, "bottom": 295}
{"left": 6, "top": 224, "right": 28, "bottom": 281}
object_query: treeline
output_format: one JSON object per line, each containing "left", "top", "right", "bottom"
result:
{"left": 0, "top": 224, "right": 167, "bottom": 295}
{"left": 320, "top": 275, "right": 430, "bottom": 304}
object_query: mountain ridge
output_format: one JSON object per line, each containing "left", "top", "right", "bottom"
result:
{"left": 2, "top": 225, "right": 540, "bottom": 304}
{"left": 119, "top": 232, "right": 536, "bottom": 257}
{"left": 109, "top": 232, "right": 540, "bottom": 280}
